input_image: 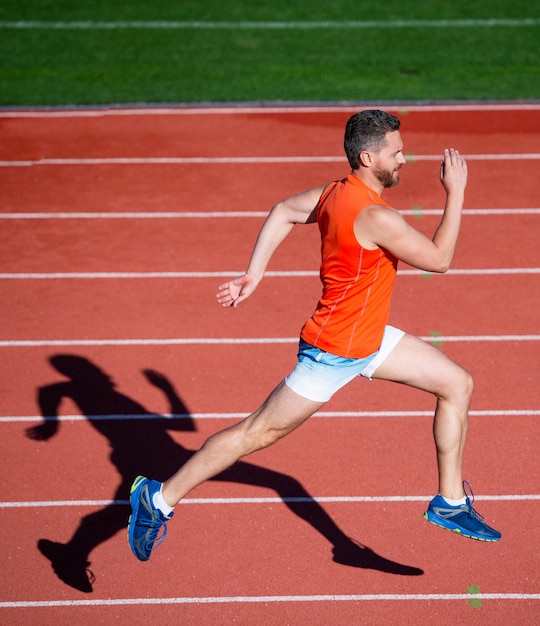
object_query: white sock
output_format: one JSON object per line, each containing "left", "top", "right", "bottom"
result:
{"left": 441, "top": 494, "right": 466, "bottom": 506}
{"left": 152, "top": 485, "right": 175, "bottom": 516}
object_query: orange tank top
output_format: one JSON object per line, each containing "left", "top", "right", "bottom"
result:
{"left": 300, "top": 173, "right": 398, "bottom": 358}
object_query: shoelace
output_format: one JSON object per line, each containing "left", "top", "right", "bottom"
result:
{"left": 463, "top": 480, "right": 485, "bottom": 521}
{"left": 139, "top": 516, "right": 169, "bottom": 550}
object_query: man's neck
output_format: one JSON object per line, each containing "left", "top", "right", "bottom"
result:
{"left": 350, "top": 169, "right": 384, "bottom": 196}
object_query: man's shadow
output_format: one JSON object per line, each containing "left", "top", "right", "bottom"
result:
{"left": 28, "top": 354, "right": 423, "bottom": 593}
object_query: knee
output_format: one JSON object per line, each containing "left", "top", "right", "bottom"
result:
{"left": 461, "top": 368, "right": 475, "bottom": 400}
{"left": 457, "top": 369, "right": 474, "bottom": 420}
{"left": 234, "top": 416, "right": 284, "bottom": 456}
{"left": 246, "top": 426, "right": 284, "bottom": 453}
{"left": 438, "top": 366, "right": 474, "bottom": 405}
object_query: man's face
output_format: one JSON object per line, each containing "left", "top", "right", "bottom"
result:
{"left": 372, "top": 131, "right": 406, "bottom": 188}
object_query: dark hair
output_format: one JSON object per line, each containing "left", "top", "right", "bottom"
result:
{"left": 344, "top": 110, "right": 401, "bottom": 169}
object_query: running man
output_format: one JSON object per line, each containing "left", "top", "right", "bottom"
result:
{"left": 128, "top": 109, "right": 501, "bottom": 562}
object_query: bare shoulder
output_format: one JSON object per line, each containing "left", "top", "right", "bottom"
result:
{"left": 279, "top": 185, "right": 326, "bottom": 224}
{"left": 355, "top": 204, "right": 406, "bottom": 248}
{"left": 361, "top": 204, "right": 402, "bottom": 224}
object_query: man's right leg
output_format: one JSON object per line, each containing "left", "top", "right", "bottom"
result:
{"left": 128, "top": 380, "right": 325, "bottom": 560}
{"left": 162, "top": 379, "right": 325, "bottom": 506}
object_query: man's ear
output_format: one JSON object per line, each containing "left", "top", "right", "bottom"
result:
{"left": 359, "top": 150, "right": 373, "bottom": 167}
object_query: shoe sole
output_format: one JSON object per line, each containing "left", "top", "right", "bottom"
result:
{"left": 423, "top": 511, "right": 501, "bottom": 542}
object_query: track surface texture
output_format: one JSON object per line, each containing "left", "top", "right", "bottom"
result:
{"left": 1, "top": 104, "right": 539, "bottom": 625}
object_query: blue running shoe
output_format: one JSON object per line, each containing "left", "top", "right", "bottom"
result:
{"left": 423, "top": 481, "right": 501, "bottom": 542}
{"left": 128, "top": 475, "right": 174, "bottom": 561}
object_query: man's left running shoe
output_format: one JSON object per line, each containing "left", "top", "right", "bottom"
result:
{"left": 127, "top": 475, "right": 173, "bottom": 561}
{"left": 423, "top": 481, "right": 501, "bottom": 542}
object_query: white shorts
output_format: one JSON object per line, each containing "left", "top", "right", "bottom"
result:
{"left": 284, "top": 325, "right": 405, "bottom": 402}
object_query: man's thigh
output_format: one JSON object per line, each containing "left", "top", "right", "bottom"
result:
{"left": 246, "top": 379, "right": 326, "bottom": 437}
{"left": 371, "top": 333, "right": 469, "bottom": 395}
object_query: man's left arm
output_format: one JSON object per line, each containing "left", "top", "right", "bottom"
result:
{"left": 216, "top": 186, "right": 324, "bottom": 307}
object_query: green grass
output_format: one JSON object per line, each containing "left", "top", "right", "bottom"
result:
{"left": 1, "top": 1, "right": 539, "bottom": 106}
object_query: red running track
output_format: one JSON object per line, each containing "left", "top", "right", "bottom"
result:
{"left": 0, "top": 104, "right": 539, "bottom": 624}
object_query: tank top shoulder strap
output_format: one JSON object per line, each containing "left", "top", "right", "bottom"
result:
{"left": 317, "top": 179, "right": 340, "bottom": 210}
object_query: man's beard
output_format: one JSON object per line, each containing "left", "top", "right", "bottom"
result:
{"left": 374, "top": 164, "right": 400, "bottom": 188}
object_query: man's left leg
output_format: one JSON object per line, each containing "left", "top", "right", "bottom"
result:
{"left": 372, "top": 333, "right": 501, "bottom": 541}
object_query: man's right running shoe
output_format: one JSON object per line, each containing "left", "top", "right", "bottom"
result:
{"left": 423, "top": 481, "right": 501, "bottom": 542}
{"left": 127, "top": 475, "right": 173, "bottom": 561}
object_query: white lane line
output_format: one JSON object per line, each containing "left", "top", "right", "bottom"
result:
{"left": 2, "top": 103, "right": 540, "bottom": 118}
{"left": 2, "top": 409, "right": 539, "bottom": 424}
{"left": 1, "top": 494, "right": 539, "bottom": 509}
{"left": 1, "top": 18, "right": 539, "bottom": 29}
{"left": 1, "top": 153, "right": 539, "bottom": 166}
{"left": 0, "top": 211, "right": 270, "bottom": 219}
{"left": 406, "top": 208, "right": 540, "bottom": 216}
{"left": 1, "top": 208, "right": 539, "bottom": 219}
{"left": 0, "top": 268, "right": 538, "bottom": 279}
{"left": 0, "top": 335, "right": 538, "bottom": 348}
{"left": 1, "top": 593, "right": 539, "bottom": 609}
{"left": 0, "top": 156, "right": 345, "bottom": 166}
